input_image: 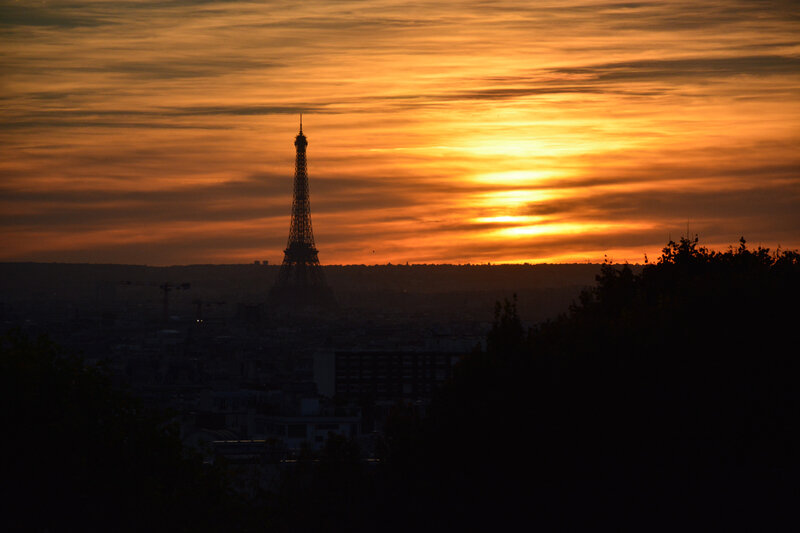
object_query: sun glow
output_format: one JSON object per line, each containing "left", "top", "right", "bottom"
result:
{"left": 471, "top": 170, "right": 558, "bottom": 185}
{"left": 474, "top": 189, "right": 561, "bottom": 210}
{"left": 1, "top": 1, "right": 798, "bottom": 265}
{"left": 494, "top": 221, "right": 655, "bottom": 240}
{"left": 473, "top": 215, "right": 544, "bottom": 225}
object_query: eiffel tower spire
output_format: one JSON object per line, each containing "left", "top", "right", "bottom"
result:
{"left": 270, "top": 118, "right": 335, "bottom": 309}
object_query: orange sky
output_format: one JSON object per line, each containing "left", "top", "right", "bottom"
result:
{"left": 1, "top": 0, "right": 798, "bottom": 265}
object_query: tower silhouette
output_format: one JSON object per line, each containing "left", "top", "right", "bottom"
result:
{"left": 270, "top": 117, "right": 335, "bottom": 309}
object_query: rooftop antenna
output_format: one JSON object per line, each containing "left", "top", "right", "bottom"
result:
{"left": 299, "top": 113, "right": 303, "bottom": 134}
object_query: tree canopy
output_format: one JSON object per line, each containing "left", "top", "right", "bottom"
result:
{"left": 382, "top": 237, "right": 799, "bottom": 531}
{"left": 1, "top": 330, "right": 257, "bottom": 532}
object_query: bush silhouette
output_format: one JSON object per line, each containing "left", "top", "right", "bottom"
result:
{"left": 381, "top": 237, "right": 799, "bottom": 530}
{"left": 1, "top": 330, "right": 255, "bottom": 532}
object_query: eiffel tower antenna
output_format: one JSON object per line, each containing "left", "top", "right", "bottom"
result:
{"left": 270, "top": 118, "right": 335, "bottom": 310}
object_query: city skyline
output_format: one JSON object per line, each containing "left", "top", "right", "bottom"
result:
{"left": 1, "top": 1, "right": 798, "bottom": 265}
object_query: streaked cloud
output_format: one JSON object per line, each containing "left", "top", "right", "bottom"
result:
{"left": 1, "top": 0, "right": 798, "bottom": 265}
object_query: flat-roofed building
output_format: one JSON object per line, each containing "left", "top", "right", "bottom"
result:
{"left": 315, "top": 350, "right": 460, "bottom": 402}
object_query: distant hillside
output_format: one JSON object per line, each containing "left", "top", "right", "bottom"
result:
{"left": 0, "top": 262, "right": 641, "bottom": 324}
{"left": 0, "top": 262, "right": 631, "bottom": 293}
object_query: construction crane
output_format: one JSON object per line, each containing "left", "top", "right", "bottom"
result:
{"left": 118, "top": 280, "right": 191, "bottom": 322}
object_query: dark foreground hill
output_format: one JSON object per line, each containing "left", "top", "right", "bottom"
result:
{"left": 367, "top": 238, "right": 800, "bottom": 531}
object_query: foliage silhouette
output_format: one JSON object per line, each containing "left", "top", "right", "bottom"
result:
{"left": 269, "top": 433, "right": 376, "bottom": 533}
{"left": 1, "top": 330, "right": 258, "bottom": 532}
{"left": 372, "top": 237, "right": 799, "bottom": 531}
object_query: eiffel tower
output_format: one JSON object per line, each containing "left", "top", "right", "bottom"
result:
{"left": 270, "top": 117, "right": 335, "bottom": 309}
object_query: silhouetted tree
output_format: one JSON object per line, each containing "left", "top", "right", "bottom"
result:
{"left": 269, "top": 433, "right": 375, "bottom": 533}
{"left": 391, "top": 237, "right": 799, "bottom": 531}
{"left": 1, "top": 330, "right": 257, "bottom": 533}
{"left": 486, "top": 294, "right": 526, "bottom": 356}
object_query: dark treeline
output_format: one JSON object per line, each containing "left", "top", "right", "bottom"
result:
{"left": 383, "top": 238, "right": 799, "bottom": 530}
{"left": 1, "top": 331, "right": 266, "bottom": 532}
{"left": 3, "top": 237, "right": 798, "bottom": 531}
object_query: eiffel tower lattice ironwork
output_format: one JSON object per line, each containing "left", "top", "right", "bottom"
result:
{"left": 270, "top": 117, "right": 335, "bottom": 308}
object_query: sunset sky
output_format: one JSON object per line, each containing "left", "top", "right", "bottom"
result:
{"left": 1, "top": 0, "right": 798, "bottom": 265}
